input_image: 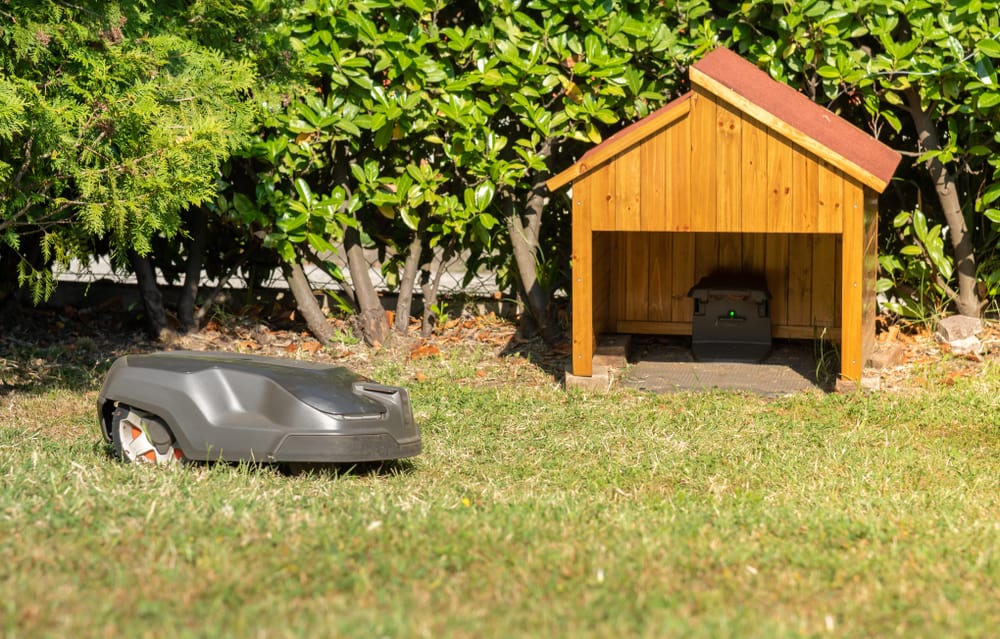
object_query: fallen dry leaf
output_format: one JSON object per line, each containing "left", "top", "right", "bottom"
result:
{"left": 409, "top": 342, "right": 441, "bottom": 361}
{"left": 878, "top": 325, "right": 900, "bottom": 343}
{"left": 302, "top": 341, "right": 322, "bottom": 354}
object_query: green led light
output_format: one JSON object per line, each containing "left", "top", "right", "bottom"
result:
{"left": 728, "top": 310, "right": 736, "bottom": 318}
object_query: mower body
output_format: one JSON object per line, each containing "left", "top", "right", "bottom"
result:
{"left": 97, "top": 351, "right": 421, "bottom": 463}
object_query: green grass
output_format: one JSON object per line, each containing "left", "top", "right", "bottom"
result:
{"left": 1, "top": 347, "right": 999, "bottom": 638}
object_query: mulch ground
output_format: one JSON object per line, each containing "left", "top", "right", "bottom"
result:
{"left": 0, "top": 298, "right": 568, "bottom": 391}
{"left": 0, "top": 296, "right": 997, "bottom": 394}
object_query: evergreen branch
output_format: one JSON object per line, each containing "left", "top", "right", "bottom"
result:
{"left": 12, "top": 135, "right": 34, "bottom": 189}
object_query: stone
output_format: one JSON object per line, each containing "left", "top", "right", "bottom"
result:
{"left": 935, "top": 315, "right": 983, "bottom": 343}
{"left": 861, "top": 373, "right": 882, "bottom": 392}
{"left": 835, "top": 373, "right": 880, "bottom": 393}
{"left": 867, "top": 342, "right": 905, "bottom": 369}
{"left": 565, "top": 365, "right": 615, "bottom": 392}
{"left": 834, "top": 378, "right": 858, "bottom": 393}
{"left": 593, "top": 334, "right": 631, "bottom": 368}
{"left": 948, "top": 335, "right": 983, "bottom": 357}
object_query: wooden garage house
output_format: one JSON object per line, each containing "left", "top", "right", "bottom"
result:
{"left": 547, "top": 48, "right": 902, "bottom": 382}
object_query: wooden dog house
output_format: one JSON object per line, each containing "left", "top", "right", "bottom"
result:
{"left": 546, "top": 48, "right": 901, "bottom": 382}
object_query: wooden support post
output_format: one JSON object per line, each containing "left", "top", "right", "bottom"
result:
{"left": 572, "top": 191, "right": 594, "bottom": 377}
{"left": 839, "top": 184, "right": 866, "bottom": 381}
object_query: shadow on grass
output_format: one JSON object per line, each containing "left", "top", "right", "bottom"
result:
{"left": 97, "top": 440, "right": 418, "bottom": 478}
{"left": 497, "top": 333, "right": 570, "bottom": 386}
{"left": 0, "top": 304, "right": 157, "bottom": 396}
{"left": 279, "top": 459, "right": 418, "bottom": 478}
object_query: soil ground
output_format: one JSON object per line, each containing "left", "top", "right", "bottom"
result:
{"left": 0, "top": 292, "right": 997, "bottom": 395}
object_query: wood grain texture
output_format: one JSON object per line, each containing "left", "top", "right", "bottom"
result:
{"left": 571, "top": 196, "right": 593, "bottom": 377}
{"left": 615, "top": 146, "right": 642, "bottom": 231}
{"left": 765, "top": 234, "right": 790, "bottom": 327}
{"left": 766, "top": 133, "right": 794, "bottom": 233}
{"left": 741, "top": 233, "right": 767, "bottom": 274}
{"left": 694, "top": 233, "right": 720, "bottom": 282}
{"left": 839, "top": 183, "right": 865, "bottom": 381}
{"left": 786, "top": 234, "right": 814, "bottom": 326}
{"left": 689, "top": 64, "right": 895, "bottom": 191}
{"left": 670, "top": 233, "right": 695, "bottom": 321}
{"left": 641, "top": 129, "right": 669, "bottom": 231}
{"left": 811, "top": 235, "right": 838, "bottom": 327}
{"left": 817, "top": 160, "right": 845, "bottom": 234}
{"left": 624, "top": 232, "right": 651, "bottom": 320}
{"left": 648, "top": 233, "right": 673, "bottom": 321}
{"left": 592, "top": 232, "right": 614, "bottom": 334}
{"left": 792, "top": 148, "right": 819, "bottom": 233}
{"left": 690, "top": 89, "right": 718, "bottom": 232}
{"left": 716, "top": 101, "right": 742, "bottom": 232}
{"left": 741, "top": 117, "right": 769, "bottom": 232}
{"left": 546, "top": 96, "right": 691, "bottom": 191}
{"left": 670, "top": 115, "right": 693, "bottom": 232}
{"left": 589, "top": 163, "right": 615, "bottom": 231}
{"left": 862, "top": 188, "right": 879, "bottom": 369}
{"left": 718, "top": 232, "right": 742, "bottom": 272}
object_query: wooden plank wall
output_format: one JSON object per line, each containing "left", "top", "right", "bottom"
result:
{"left": 608, "top": 231, "right": 842, "bottom": 339}
{"left": 572, "top": 85, "right": 880, "bottom": 377}
{"left": 838, "top": 182, "right": 869, "bottom": 379}
{"left": 588, "top": 87, "right": 850, "bottom": 236}
{"left": 862, "top": 190, "right": 880, "bottom": 365}
{"left": 592, "top": 232, "right": 615, "bottom": 335}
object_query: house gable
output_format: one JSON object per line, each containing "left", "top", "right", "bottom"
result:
{"left": 689, "top": 48, "right": 900, "bottom": 192}
{"left": 547, "top": 48, "right": 901, "bottom": 197}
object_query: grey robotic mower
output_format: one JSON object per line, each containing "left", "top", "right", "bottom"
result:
{"left": 97, "top": 351, "right": 421, "bottom": 465}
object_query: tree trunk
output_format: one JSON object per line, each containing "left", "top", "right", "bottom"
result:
{"left": 282, "top": 260, "right": 335, "bottom": 343}
{"left": 129, "top": 251, "right": 176, "bottom": 342}
{"left": 177, "top": 205, "right": 208, "bottom": 331}
{"left": 904, "top": 88, "right": 980, "bottom": 317}
{"left": 419, "top": 245, "right": 452, "bottom": 338}
{"left": 344, "top": 225, "right": 388, "bottom": 346}
{"left": 394, "top": 232, "right": 423, "bottom": 333}
{"left": 502, "top": 175, "right": 560, "bottom": 343}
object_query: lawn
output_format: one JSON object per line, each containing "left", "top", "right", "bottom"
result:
{"left": 1, "top": 324, "right": 999, "bottom": 638}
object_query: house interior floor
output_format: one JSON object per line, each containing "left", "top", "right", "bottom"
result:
{"left": 618, "top": 335, "right": 833, "bottom": 396}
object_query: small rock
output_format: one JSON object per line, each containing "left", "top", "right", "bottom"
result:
{"left": 948, "top": 335, "right": 983, "bottom": 357}
{"left": 935, "top": 315, "right": 983, "bottom": 343}
{"left": 868, "top": 342, "right": 905, "bottom": 369}
{"left": 565, "top": 365, "right": 614, "bottom": 392}
{"left": 835, "top": 378, "right": 856, "bottom": 393}
{"left": 836, "top": 374, "right": 881, "bottom": 393}
{"left": 861, "top": 373, "right": 882, "bottom": 391}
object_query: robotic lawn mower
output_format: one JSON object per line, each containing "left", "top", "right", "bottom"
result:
{"left": 97, "top": 351, "right": 421, "bottom": 465}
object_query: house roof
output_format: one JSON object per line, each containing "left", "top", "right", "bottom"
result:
{"left": 547, "top": 48, "right": 901, "bottom": 193}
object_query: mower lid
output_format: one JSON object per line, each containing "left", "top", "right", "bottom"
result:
{"left": 119, "top": 351, "right": 386, "bottom": 418}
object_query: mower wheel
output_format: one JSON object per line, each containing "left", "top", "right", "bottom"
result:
{"left": 111, "top": 405, "right": 184, "bottom": 464}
